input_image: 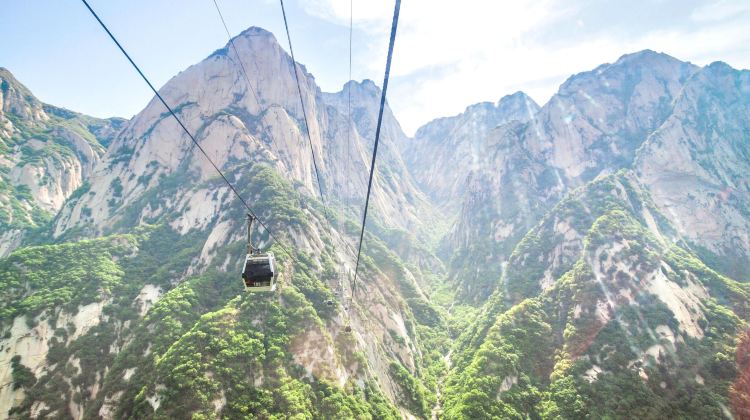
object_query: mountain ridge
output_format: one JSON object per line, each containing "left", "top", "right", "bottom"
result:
{"left": 1, "top": 33, "right": 749, "bottom": 419}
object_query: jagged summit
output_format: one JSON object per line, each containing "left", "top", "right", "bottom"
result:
{"left": 400, "top": 89, "right": 540, "bottom": 209}
{"left": 0, "top": 68, "right": 124, "bottom": 258}
{"left": 705, "top": 59, "right": 741, "bottom": 73}
{"left": 335, "top": 78, "right": 382, "bottom": 99}
{"left": 0, "top": 68, "right": 41, "bottom": 118}
{"left": 0, "top": 67, "right": 20, "bottom": 80}
{"left": 500, "top": 90, "right": 531, "bottom": 101}
{"left": 461, "top": 101, "right": 495, "bottom": 114}
{"left": 495, "top": 91, "right": 538, "bottom": 117}
{"left": 228, "top": 25, "right": 286, "bottom": 60}
{"left": 558, "top": 49, "right": 698, "bottom": 96}
{"left": 233, "top": 25, "right": 313, "bottom": 76}
{"left": 614, "top": 48, "right": 683, "bottom": 65}
{"left": 210, "top": 26, "right": 276, "bottom": 59}
{"left": 413, "top": 91, "right": 537, "bottom": 139}
{"left": 210, "top": 26, "right": 277, "bottom": 55}
{"left": 236, "top": 25, "right": 274, "bottom": 38}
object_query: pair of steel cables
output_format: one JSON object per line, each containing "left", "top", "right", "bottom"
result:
{"left": 80, "top": 0, "right": 401, "bottom": 298}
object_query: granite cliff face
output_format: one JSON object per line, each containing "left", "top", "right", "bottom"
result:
{"left": 442, "top": 169, "right": 750, "bottom": 418}
{"left": 414, "top": 52, "right": 750, "bottom": 417}
{"left": 52, "top": 28, "right": 431, "bottom": 240}
{"left": 405, "top": 51, "right": 710, "bottom": 302}
{"left": 636, "top": 62, "right": 750, "bottom": 280}
{"left": 0, "top": 68, "right": 124, "bottom": 256}
{"left": 400, "top": 91, "right": 540, "bottom": 210}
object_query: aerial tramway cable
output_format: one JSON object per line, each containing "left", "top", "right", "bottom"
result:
{"left": 352, "top": 0, "right": 401, "bottom": 294}
{"left": 210, "top": 0, "right": 266, "bottom": 111}
{"left": 80, "top": 0, "right": 295, "bottom": 263}
{"left": 276, "top": 0, "right": 363, "bottom": 264}
{"left": 273, "top": 0, "right": 360, "bottom": 263}
{"left": 278, "top": 0, "right": 328, "bottom": 209}
{"left": 208, "top": 0, "right": 352, "bottom": 293}
{"left": 211, "top": 0, "right": 356, "bottom": 273}
{"left": 275, "top": 0, "right": 359, "bottom": 320}
{"left": 342, "top": 0, "right": 354, "bottom": 328}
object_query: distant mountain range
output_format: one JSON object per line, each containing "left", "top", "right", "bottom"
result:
{"left": 1, "top": 26, "right": 748, "bottom": 419}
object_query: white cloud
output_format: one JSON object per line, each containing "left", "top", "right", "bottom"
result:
{"left": 300, "top": 0, "right": 393, "bottom": 29}
{"left": 690, "top": 0, "right": 750, "bottom": 22}
{"left": 302, "top": 0, "right": 750, "bottom": 135}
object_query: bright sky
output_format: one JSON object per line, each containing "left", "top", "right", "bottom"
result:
{"left": 3, "top": 0, "right": 750, "bottom": 135}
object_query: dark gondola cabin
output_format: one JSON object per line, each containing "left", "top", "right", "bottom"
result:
{"left": 242, "top": 252, "right": 276, "bottom": 292}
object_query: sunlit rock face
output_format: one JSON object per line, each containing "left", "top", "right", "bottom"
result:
{"left": 538, "top": 50, "right": 697, "bottom": 182}
{"left": 321, "top": 79, "right": 438, "bottom": 233}
{"left": 0, "top": 68, "right": 124, "bottom": 256}
{"left": 636, "top": 62, "right": 750, "bottom": 280}
{"left": 422, "top": 51, "right": 713, "bottom": 302}
{"left": 400, "top": 91, "right": 540, "bottom": 210}
{"left": 54, "top": 27, "right": 433, "bottom": 240}
{"left": 433, "top": 52, "right": 750, "bottom": 418}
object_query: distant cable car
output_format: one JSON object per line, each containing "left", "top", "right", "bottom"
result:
{"left": 242, "top": 214, "right": 277, "bottom": 292}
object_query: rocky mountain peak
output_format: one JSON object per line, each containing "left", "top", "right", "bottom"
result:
{"left": 0, "top": 68, "right": 46, "bottom": 129}
{"left": 322, "top": 78, "right": 402, "bottom": 147}
{"left": 209, "top": 24, "right": 306, "bottom": 78}
{"left": 341, "top": 78, "right": 380, "bottom": 96}
{"left": 460, "top": 100, "right": 495, "bottom": 115}
{"left": 401, "top": 91, "right": 539, "bottom": 208}
{"left": 442, "top": 51, "right": 706, "bottom": 304}
{"left": 693, "top": 59, "right": 747, "bottom": 92}
{"left": 0, "top": 67, "right": 34, "bottom": 99}
{"left": 635, "top": 60, "right": 750, "bottom": 279}
{"left": 331, "top": 79, "right": 385, "bottom": 122}
{"left": 525, "top": 49, "right": 699, "bottom": 186}
{"left": 212, "top": 26, "right": 279, "bottom": 56}
{"left": 559, "top": 50, "right": 696, "bottom": 100}
{"left": 237, "top": 25, "right": 274, "bottom": 38}
{"left": 0, "top": 69, "right": 126, "bottom": 256}
{"left": 498, "top": 90, "right": 533, "bottom": 104}
{"left": 331, "top": 79, "right": 386, "bottom": 115}
{"left": 706, "top": 59, "right": 735, "bottom": 71}
{"left": 496, "top": 91, "right": 539, "bottom": 119}
{"left": 54, "top": 24, "right": 432, "bottom": 239}
{"left": 413, "top": 91, "right": 538, "bottom": 140}
{"left": 614, "top": 48, "right": 675, "bottom": 64}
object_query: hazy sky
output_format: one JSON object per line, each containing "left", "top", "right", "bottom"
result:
{"left": 3, "top": 0, "right": 750, "bottom": 135}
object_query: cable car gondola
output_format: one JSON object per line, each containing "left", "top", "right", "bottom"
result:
{"left": 242, "top": 214, "right": 277, "bottom": 292}
{"left": 242, "top": 252, "right": 276, "bottom": 292}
